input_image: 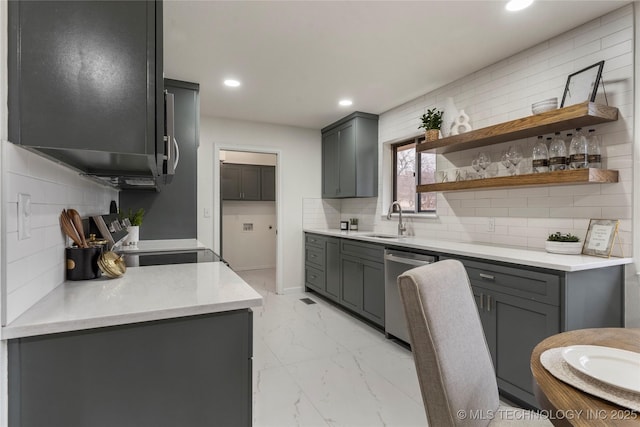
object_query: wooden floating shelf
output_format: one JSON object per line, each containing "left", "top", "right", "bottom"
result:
{"left": 417, "top": 169, "right": 618, "bottom": 193}
{"left": 416, "top": 102, "right": 618, "bottom": 155}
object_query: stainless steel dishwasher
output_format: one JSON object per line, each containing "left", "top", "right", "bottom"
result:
{"left": 384, "top": 249, "right": 436, "bottom": 343}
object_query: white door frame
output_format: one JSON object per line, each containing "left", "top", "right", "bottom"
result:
{"left": 213, "top": 144, "right": 283, "bottom": 294}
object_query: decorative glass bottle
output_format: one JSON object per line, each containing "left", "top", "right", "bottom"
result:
{"left": 587, "top": 129, "right": 602, "bottom": 168}
{"left": 532, "top": 136, "right": 549, "bottom": 173}
{"left": 569, "top": 128, "right": 588, "bottom": 169}
{"left": 548, "top": 132, "right": 567, "bottom": 171}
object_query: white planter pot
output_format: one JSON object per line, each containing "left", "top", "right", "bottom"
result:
{"left": 124, "top": 225, "right": 140, "bottom": 246}
{"left": 545, "top": 241, "right": 583, "bottom": 255}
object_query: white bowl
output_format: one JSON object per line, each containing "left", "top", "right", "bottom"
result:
{"left": 532, "top": 98, "right": 558, "bottom": 114}
{"left": 545, "top": 241, "right": 583, "bottom": 255}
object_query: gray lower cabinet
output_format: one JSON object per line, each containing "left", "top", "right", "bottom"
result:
{"left": 304, "top": 233, "right": 384, "bottom": 327}
{"left": 8, "top": 310, "right": 253, "bottom": 427}
{"left": 446, "top": 255, "right": 623, "bottom": 408}
{"left": 325, "top": 238, "right": 341, "bottom": 300}
{"left": 321, "top": 112, "right": 378, "bottom": 199}
{"left": 222, "top": 163, "right": 275, "bottom": 201}
{"left": 304, "top": 234, "right": 340, "bottom": 302}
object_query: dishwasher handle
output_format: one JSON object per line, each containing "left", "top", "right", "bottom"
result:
{"left": 384, "top": 253, "right": 434, "bottom": 267}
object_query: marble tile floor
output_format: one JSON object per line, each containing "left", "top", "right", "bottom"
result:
{"left": 237, "top": 268, "right": 427, "bottom": 427}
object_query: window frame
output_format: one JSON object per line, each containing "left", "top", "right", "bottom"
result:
{"left": 391, "top": 136, "right": 436, "bottom": 214}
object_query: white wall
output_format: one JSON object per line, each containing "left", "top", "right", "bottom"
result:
{"left": 222, "top": 201, "right": 276, "bottom": 270}
{"left": 198, "top": 117, "right": 321, "bottom": 293}
{"left": 220, "top": 150, "right": 277, "bottom": 166}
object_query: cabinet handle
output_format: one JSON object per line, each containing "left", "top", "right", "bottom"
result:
{"left": 479, "top": 293, "right": 484, "bottom": 310}
{"left": 487, "top": 295, "right": 492, "bottom": 312}
{"left": 479, "top": 273, "right": 495, "bottom": 281}
{"left": 310, "top": 275, "right": 316, "bottom": 280}
{"left": 311, "top": 254, "right": 317, "bottom": 258}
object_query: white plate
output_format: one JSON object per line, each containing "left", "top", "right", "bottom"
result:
{"left": 562, "top": 345, "right": 640, "bottom": 393}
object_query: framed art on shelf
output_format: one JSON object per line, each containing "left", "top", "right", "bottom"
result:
{"left": 582, "top": 219, "right": 620, "bottom": 258}
{"left": 560, "top": 61, "right": 605, "bottom": 108}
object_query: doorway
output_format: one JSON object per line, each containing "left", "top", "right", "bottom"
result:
{"left": 219, "top": 149, "right": 278, "bottom": 293}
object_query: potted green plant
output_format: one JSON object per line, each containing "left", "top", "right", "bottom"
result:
{"left": 545, "top": 232, "right": 583, "bottom": 254}
{"left": 418, "top": 108, "right": 444, "bottom": 142}
{"left": 121, "top": 208, "right": 145, "bottom": 246}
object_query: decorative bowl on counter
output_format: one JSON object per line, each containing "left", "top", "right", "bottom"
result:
{"left": 98, "top": 251, "right": 127, "bottom": 278}
{"left": 545, "top": 240, "right": 583, "bottom": 255}
{"left": 531, "top": 97, "right": 558, "bottom": 114}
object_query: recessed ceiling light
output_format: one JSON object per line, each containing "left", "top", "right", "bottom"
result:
{"left": 339, "top": 99, "right": 353, "bottom": 106}
{"left": 224, "top": 79, "right": 241, "bottom": 87}
{"left": 505, "top": 0, "right": 533, "bottom": 11}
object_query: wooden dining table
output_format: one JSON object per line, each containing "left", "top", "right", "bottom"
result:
{"left": 531, "top": 328, "right": 640, "bottom": 426}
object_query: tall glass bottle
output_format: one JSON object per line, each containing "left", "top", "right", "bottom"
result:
{"left": 569, "top": 128, "right": 588, "bottom": 169}
{"left": 549, "top": 132, "right": 567, "bottom": 171}
{"left": 564, "top": 133, "right": 573, "bottom": 168}
{"left": 587, "top": 129, "right": 602, "bottom": 168}
{"left": 532, "top": 135, "right": 549, "bottom": 173}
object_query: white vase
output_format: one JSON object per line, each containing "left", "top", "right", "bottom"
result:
{"left": 124, "top": 225, "right": 140, "bottom": 246}
{"left": 450, "top": 109, "right": 472, "bottom": 136}
{"left": 440, "top": 97, "right": 458, "bottom": 137}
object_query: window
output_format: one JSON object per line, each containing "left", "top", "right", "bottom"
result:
{"left": 392, "top": 138, "right": 436, "bottom": 213}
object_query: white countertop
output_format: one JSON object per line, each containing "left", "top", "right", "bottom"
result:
{"left": 304, "top": 229, "right": 633, "bottom": 272}
{"left": 2, "top": 262, "right": 262, "bottom": 340}
{"left": 115, "top": 239, "right": 207, "bottom": 253}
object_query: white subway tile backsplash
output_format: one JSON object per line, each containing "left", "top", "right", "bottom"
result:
{"left": 3, "top": 142, "right": 117, "bottom": 324}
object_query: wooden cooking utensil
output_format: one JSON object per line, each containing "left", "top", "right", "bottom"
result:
{"left": 67, "top": 209, "right": 87, "bottom": 248}
{"left": 59, "top": 210, "right": 83, "bottom": 248}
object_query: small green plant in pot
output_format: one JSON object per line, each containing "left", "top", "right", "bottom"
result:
{"left": 418, "top": 108, "right": 444, "bottom": 142}
{"left": 121, "top": 208, "right": 145, "bottom": 246}
{"left": 545, "top": 232, "right": 583, "bottom": 254}
{"left": 121, "top": 208, "right": 145, "bottom": 226}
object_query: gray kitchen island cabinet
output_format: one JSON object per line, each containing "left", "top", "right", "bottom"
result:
{"left": 8, "top": 310, "right": 253, "bottom": 427}
{"left": 445, "top": 255, "right": 623, "bottom": 408}
{"left": 321, "top": 112, "right": 378, "bottom": 199}
{"left": 8, "top": 0, "right": 163, "bottom": 178}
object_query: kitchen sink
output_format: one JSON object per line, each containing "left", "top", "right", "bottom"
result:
{"left": 362, "top": 233, "right": 405, "bottom": 239}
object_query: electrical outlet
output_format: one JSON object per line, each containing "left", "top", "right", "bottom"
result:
{"left": 18, "top": 193, "right": 32, "bottom": 240}
{"left": 204, "top": 208, "right": 211, "bottom": 218}
{"left": 487, "top": 217, "right": 495, "bottom": 233}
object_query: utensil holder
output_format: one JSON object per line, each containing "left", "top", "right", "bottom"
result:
{"left": 66, "top": 246, "right": 102, "bottom": 280}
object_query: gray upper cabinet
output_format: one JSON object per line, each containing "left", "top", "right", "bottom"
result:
{"left": 221, "top": 164, "right": 274, "bottom": 201}
{"left": 119, "top": 79, "right": 199, "bottom": 240}
{"left": 8, "top": 0, "right": 163, "bottom": 178}
{"left": 261, "top": 166, "right": 276, "bottom": 201}
{"left": 322, "top": 112, "right": 378, "bottom": 198}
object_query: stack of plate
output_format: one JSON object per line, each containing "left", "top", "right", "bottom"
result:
{"left": 98, "top": 251, "right": 127, "bottom": 278}
{"left": 531, "top": 97, "right": 558, "bottom": 114}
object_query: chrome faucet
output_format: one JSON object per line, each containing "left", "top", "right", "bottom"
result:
{"left": 387, "top": 201, "right": 406, "bottom": 236}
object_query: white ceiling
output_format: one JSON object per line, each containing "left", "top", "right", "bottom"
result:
{"left": 164, "top": 1, "right": 629, "bottom": 130}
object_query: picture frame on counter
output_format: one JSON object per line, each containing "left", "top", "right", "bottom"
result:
{"left": 582, "top": 218, "right": 620, "bottom": 258}
{"left": 560, "top": 60, "right": 605, "bottom": 108}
